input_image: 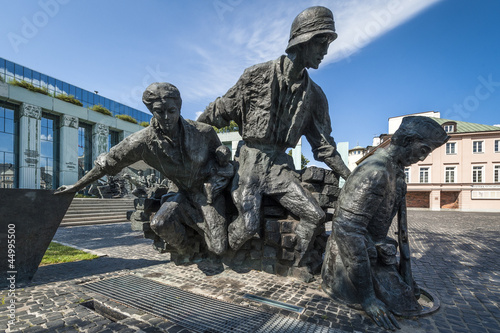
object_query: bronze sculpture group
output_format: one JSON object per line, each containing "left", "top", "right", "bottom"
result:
{"left": 56, "top": 6, "right": 448, "bottom": 330}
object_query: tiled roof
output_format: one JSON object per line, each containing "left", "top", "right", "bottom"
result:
{"left": 430, "top": 117, "right": 500, "bottom": 133}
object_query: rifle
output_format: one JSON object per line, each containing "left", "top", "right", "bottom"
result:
{"left": 397, "top": 198, "right": 420, "bottom": 298}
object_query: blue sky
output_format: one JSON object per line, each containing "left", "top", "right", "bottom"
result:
{"left": 2, "top": 0, "right": 499, "bottom": 165}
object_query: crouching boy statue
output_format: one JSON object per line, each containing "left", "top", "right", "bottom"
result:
{"left": 321, "top": 116, "right": 449, "bottom": 330}
{"left": 56, "top": 82, "right": 233, "bottom": 257}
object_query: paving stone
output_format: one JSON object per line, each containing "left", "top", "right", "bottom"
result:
{"left": 0, "top": 212, "right": 497, "bottom": 333}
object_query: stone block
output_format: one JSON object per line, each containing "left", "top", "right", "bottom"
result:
{"left": 263, "top": 205, "right": 286, "bottom": 217}
{"left": 250, "top": 250, "right": 262, "bottom": 260}
{"left": 265, "top": 219, "right": 280, "bottom": 233}
{"left": 281, "top": 234, "right": 297, "bottom": 249}
{"left": 281, "top": 249, "right": 295, "bottom": 261}
{"left": 265, "top": 232, "right": 281, "bottom": 246}
{"left": 312, "top": 193, "right": 331, "bottom": 208}
{"left": 324, "top": 170, "right": 340, "bottom": 186}
{"left": 275, "top": 262, "right": 290, "bottom": 276}
{"left": 263, "top": 263, "right": 275, "bottom": 274}
{"left": 322, "top": 184, "right": 340, "bottom": 197}
{"left": 288, "top": 267, "right": 314, "bottom": 283}
{"left": 233, "top": 250, "right": 247, "bottom": 264}
{"left": 302, "top": 166, "right": 325, "bottom": 183}
{"left": 263, "top": 246, "right": 277, "bottom": 259}
{"left": 240, "top": 240, "right": 252, "bottom": 250}
{"left": 301, "top": 182, "right": 321, "bottom": 193}
{"left": 279, "top": 220, "right": 296, "bottom": 233}
{"left": 251, "top": 238, "right": 262, "bottom": 250}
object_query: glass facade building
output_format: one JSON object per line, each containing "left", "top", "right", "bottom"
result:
{"left": 0, "top": 103, "right": 17, "bottom": 189}
{"left": 40, "top": 113, "right": 59, "bottom": 189}
{"left": 78, "top": 123, "right": 93, "bottom": 180}
{"left": 0, "top": 57, "right": 152, "bottom": 124}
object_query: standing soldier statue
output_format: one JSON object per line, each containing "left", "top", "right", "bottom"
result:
{"left": 198, "top": 6, "right": 351, "bottom": 264}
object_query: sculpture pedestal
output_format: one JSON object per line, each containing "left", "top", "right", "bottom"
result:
{"left": 0, "top": 189, "right": 74, "bottom": 289}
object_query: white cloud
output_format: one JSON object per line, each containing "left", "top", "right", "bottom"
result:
{"left": 328, "top": 0, "right": 442, "bottom": 63}
{"left": 177, "top": 0, "right": 441, "bottom": 105}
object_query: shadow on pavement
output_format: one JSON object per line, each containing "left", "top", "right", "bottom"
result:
{"left": 30, "top": 256, "right": 169, "bottom": 285}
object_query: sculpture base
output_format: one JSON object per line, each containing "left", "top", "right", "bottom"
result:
{"left": 0, "top": 189, "right": 74, "bottom": 289}
{"left": 322, "top": 282, "right": 440, "bottom": 318}
{"left": 129, "top": 166, "right": 341, "bottom": 283}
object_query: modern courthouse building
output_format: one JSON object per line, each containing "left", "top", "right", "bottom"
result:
{"left": 356, "top": 111, "right": 500, "bottom": 212}
{"left": 0, "top": 57, "right": 152, "bottom": 190}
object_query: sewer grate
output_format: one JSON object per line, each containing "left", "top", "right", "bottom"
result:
{"left": 243, "top": 293, "right": 304, "bottom": 313}
{"left": 82, "top": 275, "right": 341, "bottom": 333}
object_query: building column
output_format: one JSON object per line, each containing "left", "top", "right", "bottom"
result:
{"left": 59, "top": 115, "right": 79, "bottom": 186}
{"left": 92, "top": 123, "right": 109, "bottom": 161}
{"left": 120, "top": 130, "right": 133, "bottom": 141}
{"left": 18, "top": 103, "right": 42, "bottom": 189}
{"left": 290, "top": 138, "right": 302, "bottom": 171}
{"left": 430, "top": 189, "right": 441, "bottom": 211}
{"left": 231, "top": 141, "right": 239, "bottom": 159}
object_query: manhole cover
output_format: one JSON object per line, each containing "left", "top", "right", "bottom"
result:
{"left": 82, "top": 275, "right": 342, "bottom": 333}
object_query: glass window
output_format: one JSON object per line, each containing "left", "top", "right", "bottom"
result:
{"left": 62, "top": 82, "right": 69, "bottom": 95}
{"left": 443, "top": 125, "right": 454, "bottom": 133}
{"left": 108, "top": 130, "right": 120, "bottom": 151}
{"left": 0, "top": 58, "right": 5, "bottom": 76}
{"left": 472, "top": 166, "right": 484, "bottom": 183}
{"left": 495, "top": 165, "right": 500, "bottom": 183}
{"left": 6, "top": 60, "right": 14, "bottom": 79}
{"left": 495, "top": 140, "right": 499, "bottom": 153}
{"left": 40, "top": 113, "right": 59, "bottom": 189}
{"left": 75, "top": 87, "right": 82, "bottom": 101}
{"left": 472, "top": 141, "right": 483, "bottom": 153}
{"left": 14, "top": 63, "right": 23, "bottom": 79}
{"left": 24, "top": 68, "right": 32, "bottom": 83}
{"left": 419, "top": 167, "right": 429, "bottom": 183}
{"left": 404, "top": 167, "right": 410, "bottom": 183}
{"left": 69, "top": 84, "right": 75, "bottom": 96}
{"left": 88, "top": 92, "right": 95, "bottom": 105}
{"left": 40, "top": 74, "right": 48, "bottom": 88}
{"left": 78, "top": 123, "right": 93, "bottom": 181}
{"left": 445, "top": 166, "right": 456, "bottom": 183}
{"left": 82, "top": 90, "right": 88, "bottom": 103}
{"left": 55, "top": 80, "right": 63, "bottom": 94}
{"left": 446, "top": 142, "right": 456, "bottom": 154}
{"left": 32, "top": 71, "right": 41, "bottom": 87}
{"left": 48, "top": 77, "right": 56, "bottom": 93}
{"left": 0, "top": 104, "right": 17, "bottom": 189}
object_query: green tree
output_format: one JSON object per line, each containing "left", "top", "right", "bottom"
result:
{"left": 212, "top": 120, "right": 239, "bottom": 133}
{"left": 288, "top": 149, "right": 310, "bottom": 169}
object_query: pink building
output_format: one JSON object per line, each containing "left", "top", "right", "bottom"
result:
{"left": 359, "top": 112, "right": 500, "bottom": 212}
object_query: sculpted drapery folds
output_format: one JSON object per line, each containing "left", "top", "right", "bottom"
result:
{"left": 56, "top": 82, "right": 233, "bottom": 256}
{"left": 321, "top": 116, "right": 449, "bottom": 330}
{"left": 198, "top": 7, "right": 351, "bottom": 262}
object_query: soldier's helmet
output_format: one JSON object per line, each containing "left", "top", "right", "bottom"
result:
{"left": 285, "top": 6, "right": 337, "bottom": 53}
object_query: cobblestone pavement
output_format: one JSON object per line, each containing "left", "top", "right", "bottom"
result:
{"left": 1, "top": 210, "right": 499, "bottom": 333}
